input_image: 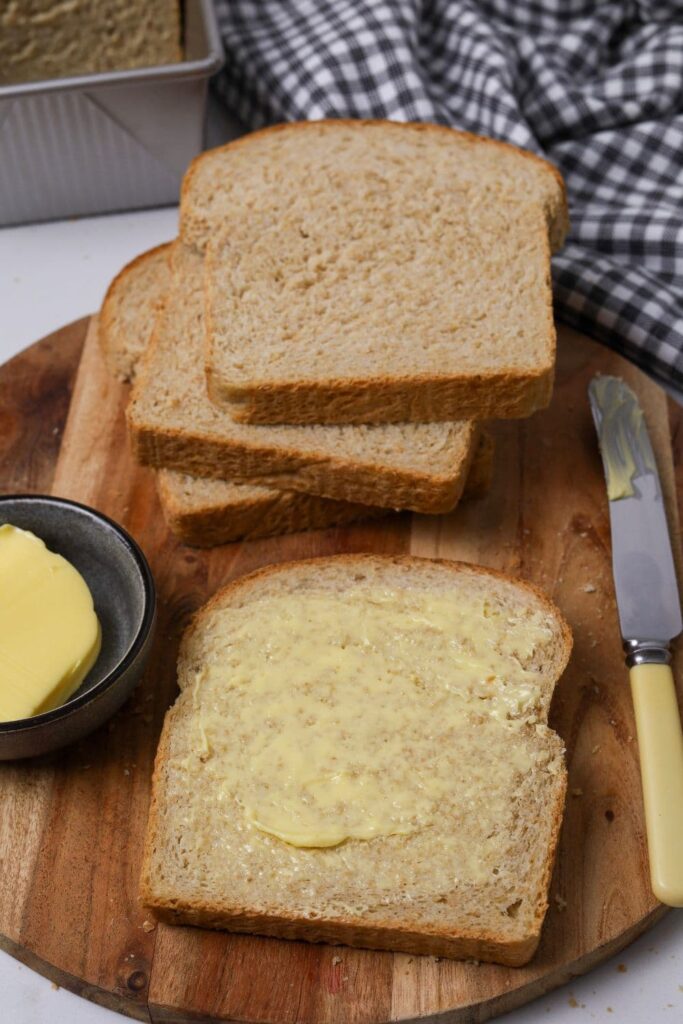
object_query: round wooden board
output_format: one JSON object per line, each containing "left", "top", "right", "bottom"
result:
{"left": 0, "top": 317, "right": 681, "bottom": 1024}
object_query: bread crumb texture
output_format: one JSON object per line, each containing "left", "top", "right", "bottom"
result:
{"left": 183, "top": 121, "right": 567, "bottom": 423}
{"left": 0, "top": 0, "right": 181, "bottom": 85}
{"left": 142, "top": 556, "right": 571, "bottom": 963}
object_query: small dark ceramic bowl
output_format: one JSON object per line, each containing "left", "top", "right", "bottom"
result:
{"left": 0, "top": 495, "right": 156, "bottom": 759}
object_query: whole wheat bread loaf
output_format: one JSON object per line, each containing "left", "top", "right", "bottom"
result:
{"left": 141, "top": 554, "right": 572, "bottom": 964}
{"left": 0, "top": 0, "right": 181, "bottom": 85}
{"left": 126, "top": 244, "right": 482, "bottom": 514}
{"left": 180, "top": 121, "right": 568, "bottom": 425}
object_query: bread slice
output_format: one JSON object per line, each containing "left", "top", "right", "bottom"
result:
{"left": 181, "top": 121, "right": 568, "bottom": 425}
{"left": 99, "top": 242, "right": 172, "bottom": 382}
{"left": 100, "top": 244, "right": 492, "bottom": 543}
{"left": 141, "top": 554, "right": 571, "bottom": 965}
{"left": 157, "top": 431, "right": 493, "bottom": 546}
{"left": 156, "top": 471, "right": 387, "bottom": 546}
{"left": 127, "top": 244, "right": 482, "bottom": 514}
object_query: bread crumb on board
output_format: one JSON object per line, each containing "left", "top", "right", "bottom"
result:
{"left": 554, "top": 894, "right": 568, "bottom": 911}
{"left": 331, "top": 955, "right": 342, "bottom": 966}
{"left": 142, "top": 919, "right": 156, "bottom": 933}
{"left": 571, "top": 787, "right": 583, "bottom": 797}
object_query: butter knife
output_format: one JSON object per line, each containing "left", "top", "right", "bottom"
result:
{"left": 589, "top": 375, "right": 683, "bottom": 906}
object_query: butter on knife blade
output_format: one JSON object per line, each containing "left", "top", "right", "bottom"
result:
{"left": 589, "top": 375, "right": 657, "bottom": 501}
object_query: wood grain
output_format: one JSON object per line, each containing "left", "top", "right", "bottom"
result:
{"left": 0, "top": 316, "right": 84, "bottom": 494}
{"left": 0, "top": 317, "right": 679, "bottom": 1023}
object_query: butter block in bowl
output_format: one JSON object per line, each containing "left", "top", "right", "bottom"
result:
{"left": 0, "top": 495, "right": 155, "bottom": 759}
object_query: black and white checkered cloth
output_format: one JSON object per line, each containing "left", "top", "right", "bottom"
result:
{"left": 213, "top": 0, "right": 683, "bottom": 391}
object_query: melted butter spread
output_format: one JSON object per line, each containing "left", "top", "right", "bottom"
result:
{"left": 187, "top": 588, "right": 554, "bottom": 857}
{"left": 0, "top": 524, "right": 101, "bottom": 722}
{"left": 590, "top": 375, "right": 657, "bottom": 501}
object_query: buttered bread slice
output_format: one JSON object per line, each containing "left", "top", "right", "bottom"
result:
{"left": 141, "top": 555, "right": 572, "bottom": 965}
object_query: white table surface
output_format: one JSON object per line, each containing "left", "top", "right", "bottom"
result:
{"left": 1, "top": 210, "right": 682, "bottom": 1024}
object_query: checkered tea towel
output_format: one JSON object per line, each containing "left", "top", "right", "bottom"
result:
{"left": 214, "top": 0, "right": 683, "bottom": 392}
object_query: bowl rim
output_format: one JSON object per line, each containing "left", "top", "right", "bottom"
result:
{"left": 0, "top": 494, "right": 156, "bottom": 733}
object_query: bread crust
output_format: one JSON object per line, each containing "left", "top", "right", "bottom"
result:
{"left": 140, "top": 555, "right": 572, "bottom": 965}
{"left": 206, "top": 360, "right": 555, "bottom": 426}
{"left": 99, "top": 242, "right": 172, "bottom": 382}
{"left": 156, "top": 431, "right": 492, "bottom": 546}
{"left": 156, "top": 472, "right": 389, "bottom": 546}
{"left": 129, "top": 414, "right": 479, "bottom": 513}
{"left": 181, "top": 119, "right": 569, "bottom": 255}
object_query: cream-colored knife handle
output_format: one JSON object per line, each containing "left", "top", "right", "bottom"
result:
{"left": 630, "top": 662, "right": 683, "bottom": 907}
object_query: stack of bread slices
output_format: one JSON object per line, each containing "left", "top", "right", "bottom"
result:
{"left": 99, "top": 120, "right": 568, "bottom": 546}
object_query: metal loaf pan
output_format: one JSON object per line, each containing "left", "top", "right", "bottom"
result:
{"left": 0, "top": 0, "right": 224, "bottom": 226}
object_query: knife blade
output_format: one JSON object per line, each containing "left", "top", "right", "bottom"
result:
{"left": 589, "top": 375, "right": 682, "bottom": 646}
{"left": 589, "top": 374, "right": 683, "bottom": 906}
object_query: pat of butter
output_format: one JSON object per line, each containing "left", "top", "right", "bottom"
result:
{"left": 590, "top": 375, "right": 655, "bottom": 501}
{"left": 0, "top": 524, "right": 101, "bottom": 722}
{"left": 189, "top": 589, "right": 553, "bottom": 856}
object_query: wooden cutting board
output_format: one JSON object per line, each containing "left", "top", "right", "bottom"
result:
{"left": 1, "top": 317, "right": 682, "bottom": 1024}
